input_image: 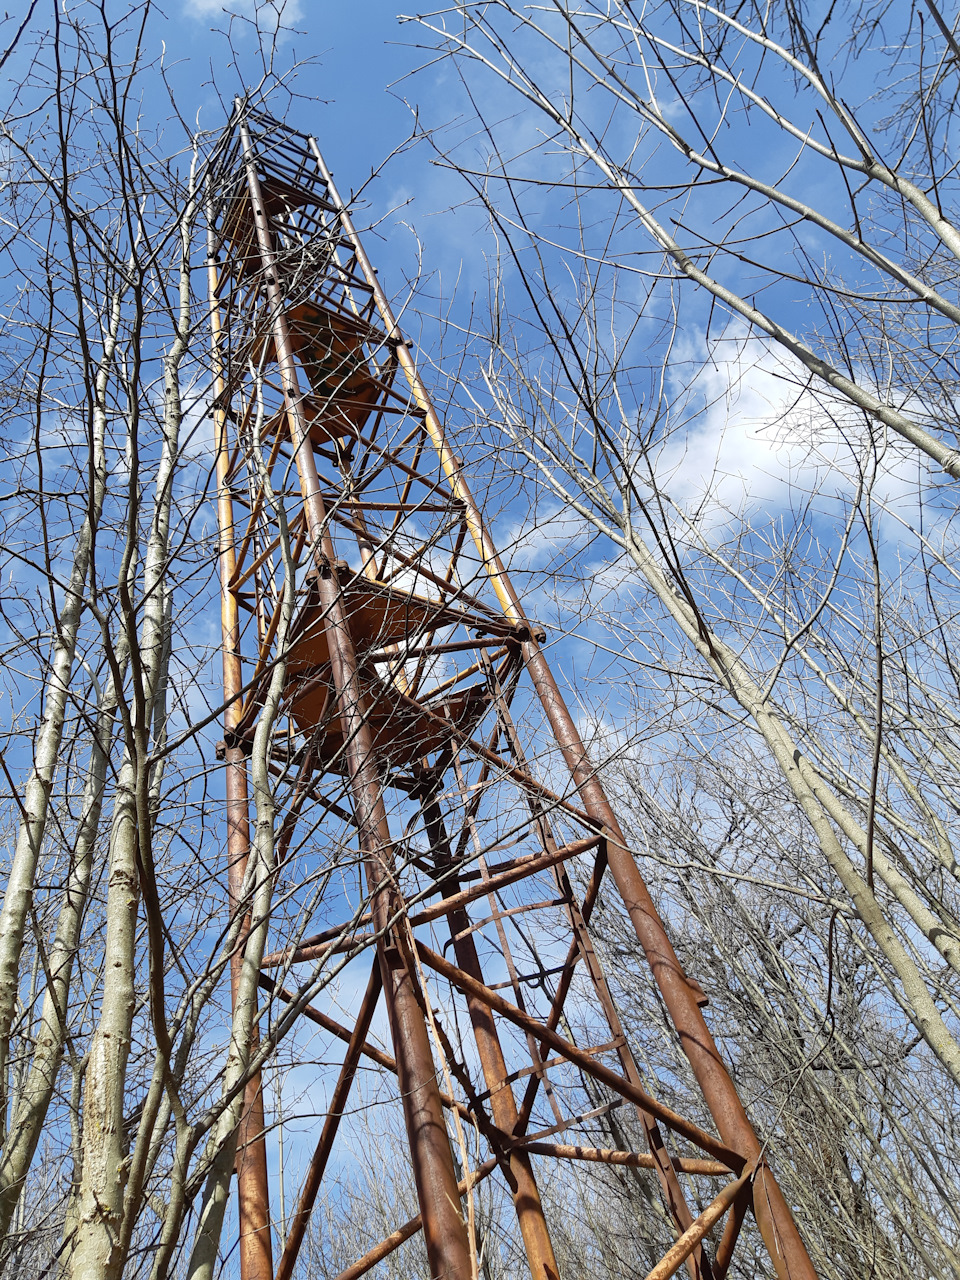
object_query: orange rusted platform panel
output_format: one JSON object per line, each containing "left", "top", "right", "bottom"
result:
{"left": 284, "top": 577, "right": 490, "bottom": 766}
{"left": 261, "top": 303, "right": 384, "bottom": 438}
{"left": 221, "top": 178, "right": 324, "bottom": 280}
{"left": 288, "top": 668, "right": 488, "bottom": 768}
{"left": 286, "top": 578, "right": 465, "bottom": 671}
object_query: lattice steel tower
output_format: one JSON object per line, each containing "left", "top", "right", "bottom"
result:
{"left": 205, "top": 102, "right": 818, "bottom": 1280}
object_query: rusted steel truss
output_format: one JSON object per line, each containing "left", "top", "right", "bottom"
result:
{"left": 206, "top": 102, "right": 819, "bottom": 1280}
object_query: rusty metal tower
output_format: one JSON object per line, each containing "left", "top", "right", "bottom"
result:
{"left": 205, "top": 102, "right": 818, "bottom": 1280}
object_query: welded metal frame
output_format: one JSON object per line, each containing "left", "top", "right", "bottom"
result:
{"left": 206, "top": 101, "right": 819, "bottom": 1280}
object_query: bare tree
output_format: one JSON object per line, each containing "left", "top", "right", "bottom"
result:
{"left": 6, "top": 0, "right": 960, "bottom": 1276}
{"left": 393, "top": 0, "right": 960, "bottom": 1272}
{"left": 0, "top": 5, "right": 332, "bottom": 1275}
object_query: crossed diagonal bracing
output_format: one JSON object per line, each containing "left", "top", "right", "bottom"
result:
{"left": 206, "top": 102, "right": 819, "bottom": 1280}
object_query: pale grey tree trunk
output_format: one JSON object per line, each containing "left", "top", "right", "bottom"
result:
{"left": 0, "top": 637, "right": 129, "bottom": 1261}
{"left": 0, "top": 291, "right": 121, "bottom": 1129}
{"left": 67, "top": 174, "right": 198, "bottom": 1280}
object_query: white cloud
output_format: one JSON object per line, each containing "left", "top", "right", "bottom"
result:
{"left": 183, "top": 0, "right": 304, "bottom": 26}
{"left": 652, "top": 327, "right": 925, "bottom": 541}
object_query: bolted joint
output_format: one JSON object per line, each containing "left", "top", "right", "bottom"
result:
{"left": 382, "top": 944, "right": 406, "bottom": 971}
{"left": 310, "top": 556, "right": 349, "bottom": 581}
{"left": 220, "top": 730, "right": 254, "bottom": 757}
{"left": 687, "top": 976, "right": 710, "bottom": 1008}
{"left": 511, "top": 620, "right": 547, "bottom": 644}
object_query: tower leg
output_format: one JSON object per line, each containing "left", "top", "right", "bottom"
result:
{"left": 447, "top": 932, "right": 560, "bottom": 1280}
{"left": 521, "top": 643, "right": 815, "bottom": 1280}
{"left": 310, "top": 173, "right": 816, "bottom": 1272}
{"left": 225, "top": 748, "right": 274, "bottom": 1280}
{"left": 420, "top": 785, "right": 560, "bottom": 1280}
{"left": 342, "top": 744, "right": 473, "bottom": 1280}
{"left": 380, "top": 944, "right": 475, "bottom": 1280}
{"left": 336, "top": 725, "right": 473, "bottom": 1280}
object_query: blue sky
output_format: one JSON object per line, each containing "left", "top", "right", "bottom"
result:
{"left": 175, "top": 1, "right": 418, "bottom": 161}
{"left": 166, "top": 0, "right": 474, "bottom": 292}
{"left": 1, "top": 4, "right": 955, "bottom": 1265}
{"left": 2, "top": 0, "right": 931, "bottom": 783}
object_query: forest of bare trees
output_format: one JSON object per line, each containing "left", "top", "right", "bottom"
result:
{"left": 406, "top": 0, "right": 960, "bottom": 1275}
{"left": 0, "top": 0, "right": 957, "bottom": 1277}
